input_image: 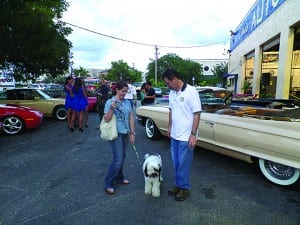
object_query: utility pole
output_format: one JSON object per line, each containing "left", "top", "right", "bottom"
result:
{"left": 69, "top": 52, "right": 74, "bottom": 76}
{"left": 154, "top": 45, "right": 159, "bottom": 85}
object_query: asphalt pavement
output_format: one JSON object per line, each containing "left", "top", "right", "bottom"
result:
{"left": 0, "top": 112, "right": 299, "bottom": 225}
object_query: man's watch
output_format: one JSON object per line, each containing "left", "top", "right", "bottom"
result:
{"left": 191, "top": 131, "right": 196, "bottom": 136}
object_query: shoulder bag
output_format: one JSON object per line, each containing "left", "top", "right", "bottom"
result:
{"left": 99, "top": 113, "right": 118, "bottom": 141}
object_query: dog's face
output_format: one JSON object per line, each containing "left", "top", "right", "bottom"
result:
{"left": 143, "top": 153, "right": 162, "bottom": 178}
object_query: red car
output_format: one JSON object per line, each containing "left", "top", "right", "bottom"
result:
{"left": 0, "top": 104, "right": 43, "bottom": 135}
{"left": 87, "top": 96, "right": 97, "bottom": 112}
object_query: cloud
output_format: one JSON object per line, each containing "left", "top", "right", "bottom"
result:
{"left": 63, "top": 0, "right": 255, "bottom": 71}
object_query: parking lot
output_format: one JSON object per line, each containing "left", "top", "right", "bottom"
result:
{"left": 0, "top": 112, "right": 299, "bottom": 225}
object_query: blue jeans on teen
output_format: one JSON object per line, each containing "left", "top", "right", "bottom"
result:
{"left": 170, "top": 138, "right": 194, "bottom": 189}
{"left": 105, "top": 133, "right": 129, "bottom": 189}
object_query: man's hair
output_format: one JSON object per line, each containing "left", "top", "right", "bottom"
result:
{"left": 162, "top": 68, "right": 182, "bottom": 80}
{"left": 146, "top": 81, "right": 152, "bottom": 86}
{"left": 116, "top": 80, "right": 128, "bottom": 90}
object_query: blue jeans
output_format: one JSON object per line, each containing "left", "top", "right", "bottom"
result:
{"left": 105, "top": 133, "right": 129, "bottom": 189}
{"left": 170, "top": 138, "right": 194, "bottom": 189}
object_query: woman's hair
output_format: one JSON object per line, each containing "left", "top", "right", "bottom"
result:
{"left": 141, "top": 82, "right": 146, "bottom": 90}
{"left": 73, "top": 77, "right": 83, "bottom": 94}
{"left": 64, "top": 76, "right": 72, "bottom": 85}
{"left": 112, "top": 80, "right": 128, "bottom": 96}
{"left": 64, "top": 76, "right": 73, "bottom": 91}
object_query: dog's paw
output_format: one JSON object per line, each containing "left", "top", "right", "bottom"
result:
{"left": 152, "top": 192, "right": 160, "bottom": 198}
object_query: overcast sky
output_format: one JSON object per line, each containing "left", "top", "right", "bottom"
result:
{"left": 62, "top": 0, "right": 256, "bottom": 72}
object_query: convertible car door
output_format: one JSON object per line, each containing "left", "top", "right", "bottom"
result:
{"left": 212, "top": 114, "right": 249, "bottom": 151}
{"left": 198, "top": 112, "right": 218, "bottom": 144}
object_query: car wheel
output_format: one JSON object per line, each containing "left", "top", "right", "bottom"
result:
{"left": 145, "top": 118, "right": 161, "bottom": 139}
{"left": 258, "top": 158, "right": 300, "bottom": 186}
{"left": 54, "top": 106, "right": 67, "bottom": 120}
{"left": 2, "top": 116, "right": 24, "bottom": 135}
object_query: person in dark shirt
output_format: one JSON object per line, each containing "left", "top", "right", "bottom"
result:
{"left": 96, "top": 80, "right": 110, "bottom": 128}
{"left": 141, "top": 81, "right": 156, "bottom": 105}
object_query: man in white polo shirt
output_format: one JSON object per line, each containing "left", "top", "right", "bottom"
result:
{"left": 125, "top": 78, "right": 137, "bottom": 108}
{"left": 162, "top": 68, "right": 202, "bottom": 201}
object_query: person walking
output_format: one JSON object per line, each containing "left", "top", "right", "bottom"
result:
{"left": 162, "top": 68, "right": 202, "bottom": 201}
{"left": 124, "top": 78, "right": 137, "bottom": 108}
{"left": 139, "top": 82, "right": 146, "bottom": 102}
{"left": 64, "top": 76, "right": 74, "bottom": 130}
{"left": 70, "top": 77, "right": 88, "bottom": 132}
{"left": 103, "top": 81, "right": 135, "bottom": 195}
{"left": 96, "top": 79, "right": 109, "bottom": 128}
{"left": 82, "top": 79, "right": 89, "bottom": 128}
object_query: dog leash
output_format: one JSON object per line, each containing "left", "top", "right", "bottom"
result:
{"left": 131, "top": 144, "right": 142, "bottom": 166}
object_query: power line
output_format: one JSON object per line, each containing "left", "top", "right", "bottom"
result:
{"left": 59, "top": 20, "right": 224, "bottom": 49}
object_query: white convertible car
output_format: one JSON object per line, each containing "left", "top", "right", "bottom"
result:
{"left": 136, "top": 90, "right": 300, "bottom": 187}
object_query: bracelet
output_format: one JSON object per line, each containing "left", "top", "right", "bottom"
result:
{"left": 129, "top": 131, "right": 136, "bottom": 135}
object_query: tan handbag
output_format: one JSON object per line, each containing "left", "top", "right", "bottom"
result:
{"left": 99, "top": 114, "right": 118, "bottom": 141}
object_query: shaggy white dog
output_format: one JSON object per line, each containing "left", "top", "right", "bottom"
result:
{"left": 142, "top": 153, "right": 163, "bottom": 197}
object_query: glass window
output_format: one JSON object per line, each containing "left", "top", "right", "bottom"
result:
{"left": 260, "top": 40, "right": 280, "bottom": 98}
{"left": 244, "top": 52, "right": 255, "bottom": 94}
{"left": 290, "top": 26, "right": 300, "bottom": 98}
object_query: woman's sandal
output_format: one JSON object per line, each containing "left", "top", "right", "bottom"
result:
{"left": 122, "top": 179, "right": 130, "bottom": 184}
{"left": 105, "top": 188, "right": 115, "bottom": 195}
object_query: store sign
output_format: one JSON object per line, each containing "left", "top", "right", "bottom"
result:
{"left": 230, "top": 0, "right": 286, "bottom": 51}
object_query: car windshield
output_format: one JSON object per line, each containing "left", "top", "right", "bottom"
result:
{"left": 154, "top": 88, "right": 225, "bottom": 107}
{"left": 36, "top": 89, "right": 51, "bottom": 99}
{"left": 198, "top": 90, "right": 224, "bottom": 105}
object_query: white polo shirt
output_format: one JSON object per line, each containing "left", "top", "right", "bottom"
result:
{"left": 125, "top": 84, "right": 137, "bottom": 100}
{"left": 169, "top": 84, "right": 202, "bottom": 141}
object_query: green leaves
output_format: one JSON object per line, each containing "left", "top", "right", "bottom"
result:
{"left": 107, "top": 60, "right": 142, "bottom": 82}
{"left": 146, "top": 53, "right": 203, "bottom": 86}
{"left": 0, "top": 0, "right": 72, "bottom": 79}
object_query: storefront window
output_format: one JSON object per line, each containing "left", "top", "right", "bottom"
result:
{"left": 290, "top": 27, "right": 300, "bottom": 98}
{"left": 244, "top": 53, "right": 254, "bottom": 94}
{"left": 260, "top": 41, "right": 279, "bottom": 98}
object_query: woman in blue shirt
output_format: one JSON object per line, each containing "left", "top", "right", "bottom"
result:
{"left": 103, "top": 81, "right": 135, "bottom": 195}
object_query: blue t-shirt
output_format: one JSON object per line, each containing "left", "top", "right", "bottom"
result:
{"left": 104, "top": 96, "right": 132, "bottom": 134}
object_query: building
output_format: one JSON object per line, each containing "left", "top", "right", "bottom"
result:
{"left": 227, "top": 0, "right": 300, "bottom": 99}
{"left": 86, "top": 68, "right": 109, "bottom": 79}
{"left": 193, "top": 59, "right": 228, "bottom": 76}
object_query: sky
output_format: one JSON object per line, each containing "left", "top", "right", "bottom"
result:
{"left": 62, "top": 0, "right": 256, "bottom": 72}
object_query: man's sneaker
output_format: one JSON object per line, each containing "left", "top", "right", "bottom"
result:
{"left": 175, "top": 189, "right": 190, "bottom": 201}
{"left": 168, "top": 186, "right": 180, "bottom": 196}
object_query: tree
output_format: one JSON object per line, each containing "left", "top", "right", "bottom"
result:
{"left": 107, "top": 60, "right": 142, "bottom": 82}
{"left": 211, "top": 62, "right": 228, "bottom": 87}
{"left": 146, "top": 53, "right": 203, "bottom": 86}
{"left": 73, "top": 66, "right": 89, "bottom": 78}
{"left": 0, "top": 0, "right": 72, "bottom": 81}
